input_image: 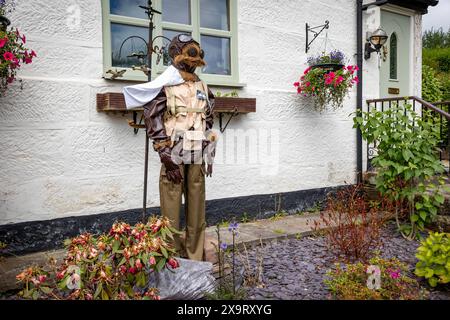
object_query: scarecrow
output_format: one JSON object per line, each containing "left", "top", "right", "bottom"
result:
{"left": 123, "top": 34, "right": 217, "bottom": 261}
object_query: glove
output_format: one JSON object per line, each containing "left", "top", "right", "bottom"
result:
{"left": 158, "top": 147, "right": 183, "bottom": 184}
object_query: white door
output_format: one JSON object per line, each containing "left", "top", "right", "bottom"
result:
{"left": 379, "top": 10, "right": 411, "bottom": 97}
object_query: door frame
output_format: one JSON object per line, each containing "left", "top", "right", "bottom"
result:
{"left": 380, "top": 4, "right": 416, "bottom": 97}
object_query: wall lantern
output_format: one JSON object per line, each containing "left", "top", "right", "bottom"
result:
{"left": 364, "top": 28, "right": 388, "bottom": 60}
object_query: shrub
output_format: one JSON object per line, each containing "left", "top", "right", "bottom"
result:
{"left": 15, "top": 217, "right": 181, "bottom": 300}
{"left": 353, "top": 104, "right": 446, "bottom": 239}
{"left": 422, "top": 65, "right": 443, "bottom": 103}
{"left": 325, "top": 256, "right": 428, "bottom": 300}
{"left": 415, "top": 232, "right": 450, "bottom": 287}
{"left": 313, "top": 184, "right": 391, "bottom": 262}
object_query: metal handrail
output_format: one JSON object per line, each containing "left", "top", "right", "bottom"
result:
{"left": 366, "top": 96, "right": 450, "bottom": 120}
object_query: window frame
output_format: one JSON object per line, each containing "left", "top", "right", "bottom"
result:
{"left": 389, "top": 32, "right": 398, "bottom": 81}
{"left": 101, "top": 0, "right": 242, "bottom": 86}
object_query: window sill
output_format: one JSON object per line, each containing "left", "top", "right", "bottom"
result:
{"left": 97, "top": 92, "right": 256, "bottom": 114}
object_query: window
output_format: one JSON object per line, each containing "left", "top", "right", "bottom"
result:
{"left": 102, "top": 0, "right": 240, "bottom": 86}
{"left": 389, "top": 32, "right": 397, "bottom": 80}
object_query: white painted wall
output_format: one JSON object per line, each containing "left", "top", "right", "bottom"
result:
{"left": 0, "top": 0, "right": 421, "bottom": 224}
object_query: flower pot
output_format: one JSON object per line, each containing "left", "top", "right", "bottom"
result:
{"left": 310, "top": 63, "right": 344, "bottom": 73}
{"left": 0, "top": 15, "right": 11, "bottom": 31}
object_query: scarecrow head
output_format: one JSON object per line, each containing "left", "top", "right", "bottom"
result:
{"left": 168, "top": 34, "right": 206, "bottom": 80}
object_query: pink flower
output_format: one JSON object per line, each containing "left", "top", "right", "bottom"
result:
{"left": 149, "top": 256, "right": 156, "bottom": 265}
{"left": 335, "top": 76, "right": 344, "bottom": 86}
{"left": 7, "top": 77, "right": 14, "bottom": 83}
{"left": 0, "top": 37, "right": 7, "bottom": 48}
{"left": 119, "top": 265, "right": 127, "bottom": 274}
{"left": 304, "top": 66, "right": 312, "bottom": 75}
{"left": 305, "top": 81, "right": 311, "bottom": 87}
{"left": 297, "top": 87, "right": 302, "bottom": 94}
{"left": 135, "top": 259, "right": 143, "bottom": 270}
{"left": 352, "top": 76, "right": 359, "bottom": 84}
{"left": 167, "top": 258, "right": 179, "bottom": 269}
{"left": 325, "top": 76, "right": 334, "bottom": 85}
{"left": 30, "top": 50, "right": 37, "bottom": 57}
{"left": 293, "top": 81, "right": 300, "bottom": 87}
{"left": 388, "top": 268, "right": 401, "bottom": 279}
{"left": 20, "top": 34, "right": 26, "bottom": 43}
{"left": 3, "top": 52, "right": 14, "bottom": 61}
{"left": 38, "top": 275, "right": 47, "bottom": 283}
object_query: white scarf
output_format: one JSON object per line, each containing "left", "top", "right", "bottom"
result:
{"left": 123, "top": 65, "right": 185, "bottom": 109}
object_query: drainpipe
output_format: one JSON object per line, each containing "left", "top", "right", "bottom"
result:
{"left": 356, "top": 0, "right": 363, "bottom": 183}
{"left": 356, "top": 0, "right": 388, "bottom": 183}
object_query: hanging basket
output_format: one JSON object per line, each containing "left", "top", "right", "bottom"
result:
{"left": 0, "top": 15, "right": 11, "bottom": 32}
{"left": 310, "top": 63, "right": 345, "bottom": 73}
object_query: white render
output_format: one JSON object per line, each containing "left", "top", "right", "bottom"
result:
{"left": 0, "top": 0, "right": 423, "bottom": 224}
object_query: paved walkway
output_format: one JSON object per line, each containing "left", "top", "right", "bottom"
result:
{"left": 0, "top": 213, "right": 322, "bottom": 293}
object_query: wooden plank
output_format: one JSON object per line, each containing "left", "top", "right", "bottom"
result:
{"left": 97, "top": 92, "right": 256, "bottom": 114}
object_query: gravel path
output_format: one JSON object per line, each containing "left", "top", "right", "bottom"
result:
{"left": 233, "top": 223, "right": 450, "bottom": 300}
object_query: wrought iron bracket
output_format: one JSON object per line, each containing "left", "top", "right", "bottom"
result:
{"left": 218, "top": 107, "right": 239, "bottom": 133}
{"left": 128, "top": 111, "right": 145, "bottom": 135}
{"left": 305, "top": 20, "right": 329, "bottom": 53}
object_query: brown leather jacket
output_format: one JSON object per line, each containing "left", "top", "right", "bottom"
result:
{"left": 143, "top": 84, "right": 215, "bottom": 143}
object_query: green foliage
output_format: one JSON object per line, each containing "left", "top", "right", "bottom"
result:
{"left": 415, "top": 232, "right": 450, "bottom": 287}
{"left": 422, "top": 65, "right": 443, "bottom": 102}
{"left": 16, "top": 217, "right": 181, "bottom": 300}
{"left": 423, "top": 47, "right": 450, "bottom": 74}
{"left": 353, "top": 104, "right": 446, "bottom": 238}
{"left": 269, "top": 210, "right": 287, "bottom": 221}
{"left": 423, "top": 28, "right": 450, "bottom": 50}
{"left": 215, "top": 90, "right": 239, "bottom": 98}
{"left": 325, "top": 256, "right": 428, "bottom": 300}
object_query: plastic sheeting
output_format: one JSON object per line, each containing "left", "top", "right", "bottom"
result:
{"left": 147, "top": 258, "right": 215, "bottom": 300}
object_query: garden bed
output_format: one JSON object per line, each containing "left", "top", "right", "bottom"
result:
{"left": 235, "top": 222, "right": 450, "bottom": 300}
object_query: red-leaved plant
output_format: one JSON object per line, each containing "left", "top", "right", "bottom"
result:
{"left": 313, "top": 184, "right": 393, "bottom": 262}
{"left": 16, "top": 217, "right": 181, "bottom": 300}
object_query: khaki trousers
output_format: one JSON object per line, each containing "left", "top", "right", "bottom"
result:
{"left": 159, "top": 163, "right": 206, "bottom": 261}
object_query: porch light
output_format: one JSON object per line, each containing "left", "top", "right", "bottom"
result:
{"left": 364, "top": 28, "right": 388, "bottom": 60}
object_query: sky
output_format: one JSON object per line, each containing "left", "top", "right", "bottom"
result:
{"left": 422, "top": 0, "right": 450, "bottom": 31}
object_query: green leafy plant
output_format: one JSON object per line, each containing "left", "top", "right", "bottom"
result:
{"left": 353, "top": 104, "right": 446, "bottom": 239}
{"left": 422, "top": 65, "right": 443, "bottom": 103}
{"left": 414, "top": 232, "right": 450, "bottom": 287}
{"left": 325, "top": 256, "right": 428, "bottom": 300}
{"left": 16, "top": 217, "right": 181, "bottom": 300}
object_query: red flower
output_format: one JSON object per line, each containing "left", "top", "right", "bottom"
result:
{"left": 304, "top": 66, "right": 312, "bottom": 75}
{"left": 167, "top": 258, "right": 179, "bottom": 269}
{"left": 38, "top": 275, "right": 47, "bottom": 283}
{"left": 31, "top": 50, "right": 37, "bottom": 57}
{"left": 305, "top": 81, "right": 311, "bottom": 87}
{"left": 20, "top": 34, "right": 26, "bottom": 43}
{"left": 352, "top": 76, "right": 359, "bottom": 84}
{"left": 297, "top": 87, "right": 302, "bottom": 94}
{"left": 293, "top": 81, "right": 300, "bottom": 87}
{"left": 119, "top": 265, "right": 127, "bottom": 274}
{"left": 7, "top": 76, "right": 14, "bottom": 83}
{"left": 3, "top": 52, "right": 14, "bottom": 61}
{"left": 128, "top": 267, "right": 137, "bottom": 274}
{"left": 0, "top": 37, "right": 7, "bottom": 48}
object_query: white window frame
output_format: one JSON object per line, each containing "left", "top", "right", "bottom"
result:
{"left": 101, "top": 0, "right": 242, "bottom": 86}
